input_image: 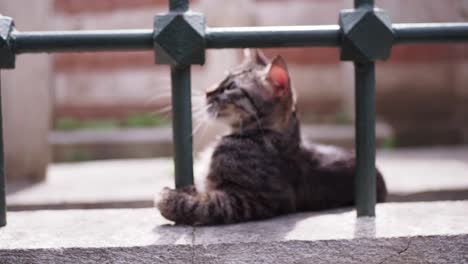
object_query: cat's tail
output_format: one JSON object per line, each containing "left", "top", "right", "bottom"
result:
{"left": 156, "top": 187, "right": 272, "bottom": 225}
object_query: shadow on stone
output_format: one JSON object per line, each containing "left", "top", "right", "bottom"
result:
{"left": 388, "top": 189, "right": 468, "bottom": 202}
{"left": 192, "top": 207, "right": 357, "bottom": 245}
{"left": 5, "top": 181, "right": 39, "bottom": 196}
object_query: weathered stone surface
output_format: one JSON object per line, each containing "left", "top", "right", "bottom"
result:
{"left": 0, "top": 209, "right": 193, "bottom": 263}
{"left": 194, "top": 201, "right": 468, "bottom": 244}
{"left": 6, "top": 158, "right": 174, "bottom": 210}
{"left": 1, "top": 202, "right": 467, "bottom": 263}
{"left": 194, "top": 236, "right": 468, "bottom": 264}
{"left": 0, "top": 246, "right": 193, "bottom": 264}
{"left": 194, "top": 201, "right": 468, "bottom": 263}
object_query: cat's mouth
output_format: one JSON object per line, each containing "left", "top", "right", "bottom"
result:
{"left": 207, "top": 104, "right": 229, "bottom": 118}
{"left": 207, "top": 103, "right": 243, "bottom": 124}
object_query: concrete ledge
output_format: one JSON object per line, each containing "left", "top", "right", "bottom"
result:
{"left": 378, "top": 147, "right": 468, "bottom": 202}
{"left": 1, "top": 201, "right": 467, "bottom": 263}
{"left": 6, "top": 159, "right": 174, "bottom": 211}
{"left": 7, "top": 147, "right": 468, "bottom": 211}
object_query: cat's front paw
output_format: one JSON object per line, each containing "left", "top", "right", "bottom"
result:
{"left": 156, "top": 187, "right": 182, "bottom": 222}
{"left": 179, "top": 185, "right": 197, "bottom": 195}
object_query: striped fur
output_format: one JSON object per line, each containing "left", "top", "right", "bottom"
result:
{"left": 156, "top": 50, "right": 387, "bottom": 225}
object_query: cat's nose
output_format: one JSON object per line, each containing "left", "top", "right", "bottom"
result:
{"left": 206, "top": 90, "right": 217, "bottom": 98}
{"left": 206, "top": 83, "right": 219, "bottom": 97}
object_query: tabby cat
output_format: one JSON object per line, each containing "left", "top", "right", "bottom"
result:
{"left": 156, "top": 49, "right": 387, "bottom": 225}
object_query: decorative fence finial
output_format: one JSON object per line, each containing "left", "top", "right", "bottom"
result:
{"left": 153, "top": 12, "right": 206, "bottom": 66}
{"left": 339, "top": 7, "right": 394, "bottom": 62}
{"left": 0, "top": 16, "right": 16, "bottom": 69}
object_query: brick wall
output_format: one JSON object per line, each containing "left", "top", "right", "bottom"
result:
{"left": 50, "top": 0, "right": 468, "bottom": 145}
{"left": 52, "top": 0, "right": 168, "bottom": 120}
{"left": 375, "top": 0, "right": 468, "bottom": 145}
{"left": 1, "top": 0, "right": 53, "bottom": 182}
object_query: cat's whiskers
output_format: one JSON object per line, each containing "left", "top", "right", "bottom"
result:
{"left": 192, "top": 104, "right": 211, "bottom": 120}
{"left": 143, "top": 91, "right": 173, "bottom": 107}
{"left": 192, "top": 103, "right": 208, "bottom": 114}
{"left": 197, "top": 115, "right": 212, "bottom": 145}
{"left": 192, "top": 111, "right": 205, "bottom": 121}
{"left": 193, "top": 113, "right": 208, "bottom": 124}
{"left": 145, "top": 87, "right": 204, "bottom": 107}
{"left": 191, "top": 109, "right": 211, "bottom": 137}
{"left": 191, "top": 96, "right": 208, "bottom": 111}
{"left": 153, "top": 94, "right": 206, "bottom": 114}
{"left": 156, "top": 105, "right": 173, "bottom": 115}
{"left": 191, "top": 94, "right": 205, "bottom": 100}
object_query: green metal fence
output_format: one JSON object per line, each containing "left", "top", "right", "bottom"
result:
{"left": 1, "top": 0, "right": 468, "bottom": 226}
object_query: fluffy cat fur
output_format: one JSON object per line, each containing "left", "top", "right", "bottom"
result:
{"left": 156, "top": 49, "right": 387, "bottom": 225}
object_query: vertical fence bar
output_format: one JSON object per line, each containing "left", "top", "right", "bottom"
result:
{"left": 169, "top": 0, "right": 189, "bottom": 12}
{"left": 167, "top": 0, "right": 194, "bottom": 188}
{"left": 354, "top": 0, "right": 374, "bottom": 8}
{"left": 155, "top": 0, "right": 198, "bottom": 188}
{"left": 0, "top": 73, "right": 6, "bottom": 227}
{"left": 171, "top": 66, "right": 194, "bottom": 188}
{"left": 353, "top": 0, "right": 376, "bottom": 217}
{"left": 354, "top": 62, "right": 376, "bottom": 216}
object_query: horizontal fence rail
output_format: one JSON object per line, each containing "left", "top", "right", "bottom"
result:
{"left": 1, "top": 0, "right": 468, "bottom": 227}
{"left": 12, "top": 30, "right": 155, "bottom": 53}
{"left": 206, "top": 26, "right": 341, "bottom": 48}
{"left": 9, "top": 24, "right": 468, "bottom": 54}
{"left": 393, "top": 23, "right": 468, "bottom": 44}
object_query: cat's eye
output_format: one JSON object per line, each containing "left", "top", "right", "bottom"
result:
{"left": 225, "top": 82, "right": 236, "bottom": 91}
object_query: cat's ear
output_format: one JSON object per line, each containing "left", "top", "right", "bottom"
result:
{"left": 266, "top": 56, "right": 290, "bottom": 97}
{"left": 243, "top": 49, "right": 269, "bottom": 66}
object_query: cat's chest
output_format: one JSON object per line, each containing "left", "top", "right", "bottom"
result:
{"left": 194, "top": 135, "right": 298, "bottom": 192}
{"left": 194, "top": 146, "right": 215, "bottom": 193}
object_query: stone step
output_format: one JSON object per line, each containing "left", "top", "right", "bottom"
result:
{"left": 0, "top": 201, "right": 467, "bottom": 263}
{"left": 49, "top": 123, "right": 393, "bottom": 162}
{"left": 49, "top": 128, "right": 174, "bottom": 162}
{"left": 378, "top": 146, "right": 468, "bottom": 201}
{"left": 7, "top": 159, "right": 174, "bottom": 211}
{"left": 6, "top": 147, "right": 468, "bottom": 211}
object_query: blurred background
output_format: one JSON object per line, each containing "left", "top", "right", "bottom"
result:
{"left": 1, "top": 0, "right": 467, "bottom": 204}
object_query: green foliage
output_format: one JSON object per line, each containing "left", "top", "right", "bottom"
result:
{"left": 381, "top": 137, "right": 397, "bottom": 150}
{"left": 124, "top": 113, "right": 171, "bottom": 128}
{"left": 55, "top": 117, "right": 81, "bottom": 131}
{"left": 333, "top": 111, "right": 352, "bottom": 125}
{"left": 55, "top": 113, "right": 170, "bottom": 131}
{"left": 55, "top": 118, "right": 119, "bottom": 131}
{"left": 69, "top": 150, "right": 91, "bottom": 162}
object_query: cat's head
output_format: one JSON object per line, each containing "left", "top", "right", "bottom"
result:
{"left": 205, "top": 49, "right": 296, "bottom": 133}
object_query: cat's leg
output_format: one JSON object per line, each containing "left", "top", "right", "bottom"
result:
{"left": 156, "top": 187, "right": 273, "bottom": 225}
{"left": 178, "top": 185, "right": 198, "bottom": 195}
